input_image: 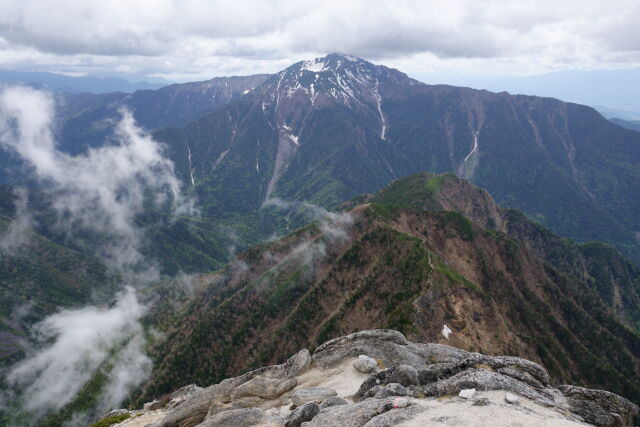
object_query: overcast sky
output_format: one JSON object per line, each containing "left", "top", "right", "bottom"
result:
{"left": 0, "top": 0, "right": 638, "bottom": 82}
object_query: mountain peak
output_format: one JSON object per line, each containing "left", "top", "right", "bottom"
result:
{"left": 297, "top": 53, "right": 366, "bottom": 73}
{"left": 261, "top": 52, "right": 414, "bottom": 116}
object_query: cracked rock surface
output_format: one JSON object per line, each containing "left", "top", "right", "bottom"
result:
{"left": 105, "top": 330, "right": 639, "bottom": 427}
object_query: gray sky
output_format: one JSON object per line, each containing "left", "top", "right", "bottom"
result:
{"left": 0, "top": 0, "right": 639, "bottom": 81}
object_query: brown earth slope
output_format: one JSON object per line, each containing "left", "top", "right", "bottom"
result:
{"left": 137, "top": 173, "right": 640, "bottom": 406}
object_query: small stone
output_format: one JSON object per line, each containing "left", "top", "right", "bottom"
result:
{"left": 459, "top": 388, "right": 476, "bottom": 399}
{"left": 353, "top": 355, "right": 378, "bottom": 373}
{"left": 505, "top": 393, "right": 519, "bottom": 404}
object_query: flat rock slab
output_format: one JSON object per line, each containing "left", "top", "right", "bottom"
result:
{"left": 290, "top": 387, "right": 337, "bottom": 406}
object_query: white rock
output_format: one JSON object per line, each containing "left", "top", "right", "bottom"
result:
{"left": 442, "top": 325, "right": 453, "bottom": 340}
{"left": 353, "top": 355, "right": 378, "bottom": 373}
{"left": 459, "top": 388, "right": 476, "bottom": 399}
{"left": 505, "top": 393, "right": 519, "bottom": 404}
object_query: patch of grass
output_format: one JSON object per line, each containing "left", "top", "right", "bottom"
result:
{"left": 435, "top": 261, "right": 485, "bottom": 295}
{"left": 368, "top": 203, "right": 401, "bottom": 220}
{"left": 370, "top": 172, "right": 454, "bottom": 209}
{"left": 88, "top": 413, "right": 131, "bottom": 427}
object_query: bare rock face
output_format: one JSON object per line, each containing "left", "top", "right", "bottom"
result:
{"left": 290, "top": 387, "right": 337, "bottom": 406}
{"left": 111, "top": 330, "right": 638, "bottom": 427}
{"left": 154, "top": 349, "right": 311, "bottom": 427}
{"left": 198, "top": 407, "right": 266, "bottom": 427}
{"left": 312, "top": 329, "right": 468, "bottom": 369}
{"left": 559, "top": 385, "right": 640, "bottom": 427}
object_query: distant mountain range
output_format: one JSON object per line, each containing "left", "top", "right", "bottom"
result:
{"left": 0, "top": 70, "right": 169, "bottom": 94}
{"left": 415, "top": 67, "right": 640, "bottom": 119}
{"left": 2, "top": 53, "right": 639, "bottom": 265}
{"left": 610, "top": 118, "right": 640, "bottom": 132}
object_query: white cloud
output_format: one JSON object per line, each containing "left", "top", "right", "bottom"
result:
{"left": 0, "top": 86, "right": 193, "bottom": 423}
{"left": 0, "top": 86, "right": 193, "bottom": 269}
{"left": 4, "top": 288, "right": 150, "bottom": 422}
{"left": 0, "top": 0, "right": 638, "bottom": 80}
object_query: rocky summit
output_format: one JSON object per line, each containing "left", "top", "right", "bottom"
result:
{"left": 98, "top": 330, "right": 638, "bottom": 427}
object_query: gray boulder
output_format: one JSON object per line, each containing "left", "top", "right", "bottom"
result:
{"left": 559, "top": 385, "right": 639, "bottom": 427}
{"left": 285, "top": 402, "right": 319, "bottom": 427}
{"left": 353, "top": 355, "right": 378, "bottom": 373}
{"left": 373, "top": 383, "right": 409, "bottom": 398}
{"left": 302, "top": 397, "right": 408, "bottom": 426}
{"left": 355, "top": 365, "right": 418, "bottom": 399}
{"left": 386, "top": 365, "right": 418, "bottom": 386}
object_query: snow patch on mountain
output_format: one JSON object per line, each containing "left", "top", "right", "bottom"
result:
{"left": 302, "top": 59, "right": 328, "bottom": 73}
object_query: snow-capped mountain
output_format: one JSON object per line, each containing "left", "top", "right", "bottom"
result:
{"left": 152, "top": 53, "right": 640, "bottom": 266}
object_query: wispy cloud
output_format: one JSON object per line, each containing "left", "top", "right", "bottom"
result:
{"left": 0, "top": 86, "right": 191, "bottom": 424}
{"left": 0, "top": 86, "right": 194, "bottom": 270}
{"left": 5, "top": 288, "right": 150, "bottom": 422}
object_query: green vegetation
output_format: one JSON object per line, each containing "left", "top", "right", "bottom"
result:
{"left": 437, "top": 211, "right": 475, "bottom": 241}
{"left": 370, "top": 173, "right": 454, "bottom": 210}
{"left": 435, "top": 261, "right": 484, "bottom": 295}
{"left": 88, "top": 413, "right": 131, "bottom": 427}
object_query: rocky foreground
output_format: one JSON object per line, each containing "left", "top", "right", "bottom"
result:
{"left": 102, "top": 330, "right": 638, "bottom": 427}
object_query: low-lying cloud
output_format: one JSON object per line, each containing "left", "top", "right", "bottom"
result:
{"left": 5, "top": 288, "right": 150, "bottom": 422}
{"left": 0, "top": 85, "right": 193, "bottom": 270}
{"left": 0, "top": 86, "right": 191, "bottom": 424}
{"left": 259, "top": 197, "right": 354, "bottom": 282}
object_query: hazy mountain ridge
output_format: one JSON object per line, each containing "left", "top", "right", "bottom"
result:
{"left": 0, "top": 70, "right": 167, "bottom": 94}
{"left": 610, "top": 118, "right": 640, "bottom": 132}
